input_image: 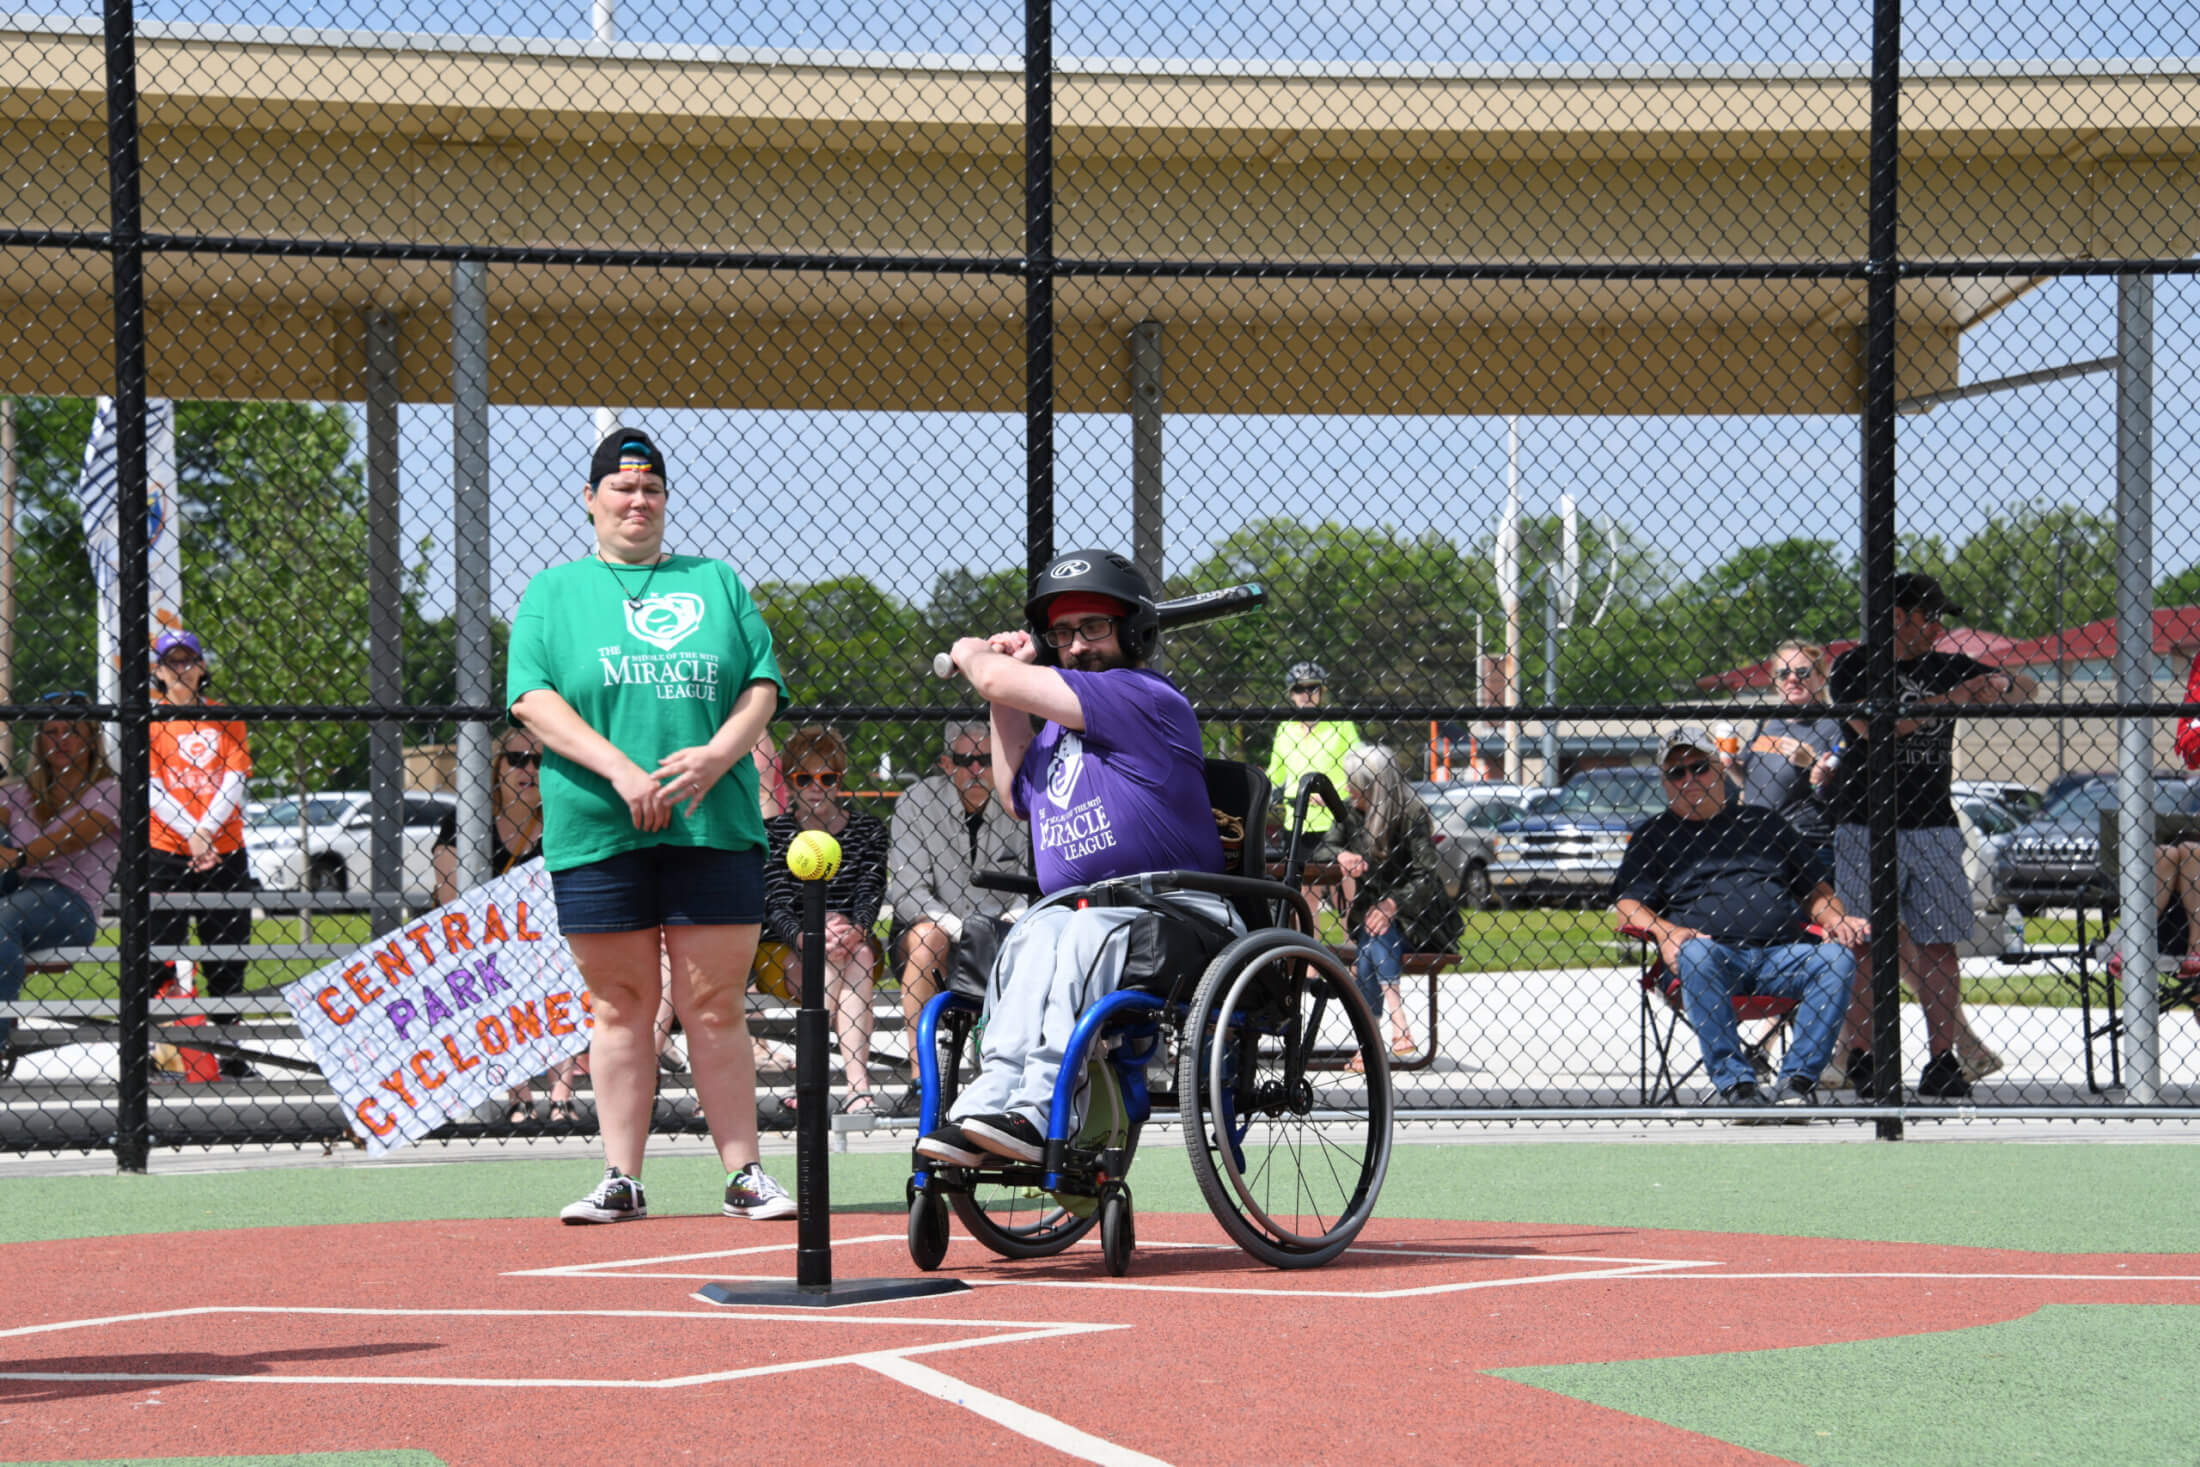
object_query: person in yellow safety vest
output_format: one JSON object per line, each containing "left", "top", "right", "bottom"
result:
{"left": 1265, "top": 662, "right": 1360, "bottom": 857}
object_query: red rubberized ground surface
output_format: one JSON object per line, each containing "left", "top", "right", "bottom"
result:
{"left": 4, "top": 1213, "right": 2195, "bottom": 1465}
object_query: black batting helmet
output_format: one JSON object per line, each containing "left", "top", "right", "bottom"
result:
{"left": 1025, "top": 550, "right": 1160, "bottom": 665}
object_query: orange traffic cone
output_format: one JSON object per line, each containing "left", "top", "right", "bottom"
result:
{"left": 159, "top": 964, "right": 219, "bottom": 1084}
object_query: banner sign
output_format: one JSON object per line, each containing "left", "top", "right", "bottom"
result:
{"left": 283, "top": 861, "right": 589, "bottom": 1154}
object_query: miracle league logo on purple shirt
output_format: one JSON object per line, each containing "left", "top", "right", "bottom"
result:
{"left": 1014, "top": 666, "right": 1226, "bottom": 893}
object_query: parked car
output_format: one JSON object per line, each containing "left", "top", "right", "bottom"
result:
{"left": 1950, "top": 780, "right": 2043, "bottom": 823}
{"left": 1992, "top": 774, "right": 2200, "bottom": 914}
{"left": 1486, "top": 766, "right": 1667, "bottom": 908}
{"left": 1413, "top": 784, "right": 1523, "bottom": 910}
{"left": 248, "top": 790, "right": 456, "bottom": 899}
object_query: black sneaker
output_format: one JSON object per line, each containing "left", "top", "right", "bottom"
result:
{"left": 962, "top": 1111, "right": 1046, "bottom": 1162}
{"left": 1770, "top": 1075, "right": 1819, "bottom": 1123}
{"left": 1720, "top": 1081, "right": 1774, "bottom": 1123}
{"left": 723, "top": 1162, "right": 796, "bottom": 1220}
{"left": 1846, "top": 1047, "right": 1881, "bottom": 1101}
{"left": 915, "top": 1122, "right": 986, "bottom": 1167}
{"left": 1916, "top": 1050, "right": 1973, "bottom": 1100}
{"left": 560, "top": 1166, "right": 647, "bottom": 1224}
{"left": 217, "top": 1055, "right": 256, "bottom": 1079}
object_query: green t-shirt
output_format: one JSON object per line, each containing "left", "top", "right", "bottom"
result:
{"left": 506, "top": 555, "right": 787, "bottom": 871}
{"left": 1265, "top": 719, "right": 1361, "bottom": 834}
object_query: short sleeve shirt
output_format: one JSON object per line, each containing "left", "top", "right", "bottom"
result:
{"left": 1825, "top": 646, "right": 1991, "bottom": 829}
{"left": 1613, "top": 804, "right": 1818, "bottom": 946}
{"left": 1740, "top": 710, "right": 1845, "bottom": 844}
{"left": 1012, "top": 667, "right": 1225, "bottom": 894}
{"left": 3, "top": 778, "right": 120, "bottom": 910}
{"left": 505, "top": 555, "right": 786, "bottom": 871}
{"left": 148, "top": 705, "right": 251, "bottom": 856}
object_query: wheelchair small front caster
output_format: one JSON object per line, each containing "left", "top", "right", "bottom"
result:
{"left": 908, "top": 1188, "right": 950, "bottom": 1272}
{"left": 1099, "top": 1183, "right": 1135, "bottom": 1277}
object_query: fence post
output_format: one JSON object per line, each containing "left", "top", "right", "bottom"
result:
{"left": 1861, "top": 0, "right": 1904, "bottom": 1141}
{"left": 2115, "top": 271, "right": 2159, "bottom": 1102}
{"left": 450, "top": 261, "right": 493, "bottom": 889}
{"left": 1023, "top": 0, "right": 1054, "bottom": 586}
{"left": 1131, "top": 320, "right": 1165, "bottom": 641}
{"left": 366, "top": 308, "right": 405, "bottom": 934}
{"left": 103, "top": 0, "right": 152, "bottom": 1171}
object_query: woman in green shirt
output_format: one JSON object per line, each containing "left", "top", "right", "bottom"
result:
{"left": 508, "top": 428, "right": 794, "bottom": 1225}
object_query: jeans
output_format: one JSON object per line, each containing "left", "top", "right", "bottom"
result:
{"left": 0, "top": 878, "right": 98, "bottom": 1046}
{"left": 1674, "top": 937, "right": 1852, "bottom": 1093}
{"left": 1354, "top": 924, "right": 1404, "bottom": 1015}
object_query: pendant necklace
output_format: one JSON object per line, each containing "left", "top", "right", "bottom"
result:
{"left": 598, "top": 550, "right": 666, "bottom": 607}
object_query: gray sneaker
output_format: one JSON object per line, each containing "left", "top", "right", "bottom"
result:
{"left": 1769, "top": 1075, "right": 1820, "bottom": 1123}
{"left": 723, "top": 1162, "right": 797, "bottom": 1220}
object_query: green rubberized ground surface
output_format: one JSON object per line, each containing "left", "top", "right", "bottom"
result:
{"left": 1497, "top": 1305, "right": 2200, "bottom": 1467}
{"left": 6, "top": 1139, "right": 2198, "bottom": 1253}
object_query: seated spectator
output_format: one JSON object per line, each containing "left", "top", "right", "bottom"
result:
{"left": 886, "top": 719, "right": 1028, "bottom": 1116}
{"left": 762, "top": 726, "right": 890, "bottom": 1115}
{"left": 432, "top": 726, "right": 575, "bottom": 1123}
{"left": 1335, "top": 743, "right": 1459, "bottom": 1060}
{"left": 1613, "top": 726, "right": 1868, "bottom": 1115}
{"left": 0, "top": 693, "right": 120, "bottom": 1068}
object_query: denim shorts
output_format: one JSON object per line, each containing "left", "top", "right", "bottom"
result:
{"left": 550, "top": 844, "right": 765, "bottom": 933}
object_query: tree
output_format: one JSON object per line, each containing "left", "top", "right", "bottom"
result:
{"left": 1944, "top": 502, "right": 2116, "bottom": 638}
{"left": 1650, "top": 537, "right": 1857, "bottom": 687}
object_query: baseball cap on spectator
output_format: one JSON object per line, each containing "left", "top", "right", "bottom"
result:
{"left": 153, "top": 629, "right": 206, "bottom": 662}
{"left": 1660, "top": 725, "right": 1718, "bottom": 763}
{"left": 1890, "top": 571, "right": 1962, "bottom": 619}
{"left": 589, "top": 428, "right": 666, "bottom": 489}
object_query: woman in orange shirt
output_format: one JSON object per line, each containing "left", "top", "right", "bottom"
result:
{"left": 147, "top": 630, "right": 255, "bottom": 1077}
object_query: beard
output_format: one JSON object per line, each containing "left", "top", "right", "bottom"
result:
{"left": 1061, "top": 645, "right": 1131, "bottom": 673}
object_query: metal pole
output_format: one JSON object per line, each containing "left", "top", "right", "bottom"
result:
{"left": 1499, "top": 417, "right": 1523, "bottom": 784}
{"left": 794, "top": 877, "right": 831, "bottom": 1289}
{"left": 2115, "top": 272, "right": 2159, "bottom": 1101}
{"left": 450, "top": 261, "right": 493, "bottom": 890}
{"left": 104, "top": 0, "right": 153, "bottom": 1171}
{"left": 2055, "top": 536, "right": 2066, "bottom": 778}
{"left": 1131, "top": 321, "right": 1164, "bottom": 668}
{"left": 365, "top": 309, "right": 405, "bottom": 934}
{"left": 1541, "top": 570, "right": 1561, "bottom": 786}
{"left": 1023, "top": 0, "right": 1054, "bottom": 586}
{"left": 1861, "top": 0, "right": 1904, "bottom": 1141}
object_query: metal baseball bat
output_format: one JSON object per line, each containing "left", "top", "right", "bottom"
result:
{"left": 932, "top": 582, "right": 1266, "bottom": 678}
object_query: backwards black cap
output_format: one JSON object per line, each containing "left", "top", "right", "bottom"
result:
{"left": 589, "top": 428, "right": 667, "bottom": 490}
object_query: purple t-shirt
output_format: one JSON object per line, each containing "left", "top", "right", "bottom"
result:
{"left": 1013, "top": 667, "right": 1225, "bottom": 894}
{"left": 2, "top": 778, "right": 120, "bottom": 910}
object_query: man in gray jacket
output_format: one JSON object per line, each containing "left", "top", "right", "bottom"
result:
{"left": 888, "top": 720, "right": 1029, "bottom": 1111}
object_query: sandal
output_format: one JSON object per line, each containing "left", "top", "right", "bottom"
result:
{"left": 835, "top": 1092, "right": 878, "bottom": 1116}
{"left": 1392, "top": 1037, "right": 1417, "bottom": 1058}
{"left": 548, "top": 1100, "right": 575, "bottom": 1124}
{"left": 507, "top": 1099, "right": 534, "bottom": 1124}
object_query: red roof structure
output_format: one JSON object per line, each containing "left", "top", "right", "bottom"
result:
{"left": 1694, "top": 606, "right": 2200, "bottom": 691}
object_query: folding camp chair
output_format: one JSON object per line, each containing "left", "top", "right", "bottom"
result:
{"left": 1618, "top": 923, "right": 1805, "bottom": 1105}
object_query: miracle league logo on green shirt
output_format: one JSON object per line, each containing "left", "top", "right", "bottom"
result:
{"left": 599, "top": 592, "right": 722, "bottom": 701}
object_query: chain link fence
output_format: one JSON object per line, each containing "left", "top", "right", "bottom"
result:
{"left": 3, "top": 0, "right": 2198, "bottom": 1161}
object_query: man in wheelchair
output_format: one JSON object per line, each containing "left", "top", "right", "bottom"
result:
{"left": 1615, "top": 726, "right": 1869, "bottom": 1112}
{"left": 916, "top": 549, "right": 1239, "bottom": 1167}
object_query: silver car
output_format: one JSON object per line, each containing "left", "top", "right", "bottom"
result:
{"left": 249, "top": 790, "right": 456, "bottom": 898}
{"left": 1412, "top": 781, "right": 1530, "bottom": 910}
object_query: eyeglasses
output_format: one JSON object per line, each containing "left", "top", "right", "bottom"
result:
{"left": 1773, "top": 666, "right": 1816, "bottom": 682}
{"left": 500, "top": 751, "right": 540, "bottom": 768}
{"left": 1043, "top": 616, "right": 1118, "bottom": 648}
{"left": 159, "top": 652, "right": 203, "bottom": 667}
{"left": 948, "top": 751, "right": 992, "bottom": 768}
{"left": 1662, "top": 760, "right": 1718, "bottom": 782}
{"left": 789, "top": 770, "right": 842, "bottom": 789}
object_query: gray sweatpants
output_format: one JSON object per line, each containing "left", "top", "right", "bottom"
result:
{"left": 947, "top": 888, "right": 1240, "bottom": 1130}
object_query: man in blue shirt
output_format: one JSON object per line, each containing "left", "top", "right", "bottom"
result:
{"left": 1614, "top": 726, "right": 1869, "bottom": 1115}
{"left": 917, "top": 550, "right": 1232, "bottom": 1165}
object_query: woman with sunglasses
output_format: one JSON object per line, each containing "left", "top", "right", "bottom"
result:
{"left": 0, "top": 693, "right": 121, "bottom": 1072}
{"left": 431, "top": 727, "right": 575, "bottom": 1122}
{"left": 1739, "top": 641, "right": 1843, "bottom": 893}
{"left": 509, "top": 427, "right": 791, "bottom": 1225}
{"left": 760, "top": 726, "right": 891, "bottom": 1115}
{"left": 146, "top": 629, "right": 256, "bottom": 1076}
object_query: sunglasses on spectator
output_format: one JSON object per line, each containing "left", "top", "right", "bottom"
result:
{"left": 1662, "top": 760, "right": 1718, "bottom": 782}
{"left": 38, "top": 690, "right": 92, "bottom": 706}
{"left": 1773, "top": 665, "right": 1816, "bottom": 682}
{"left": 500, "top": 751, "right": 540, "bottom": 768}
{"left": 948, "top": 751, "right": 992, "bottom": 768}
{"left": 1043, "top": 616, "right": 1118, "bottom": 648}
{"left": 789, "top": 770, "right": 841, "bottom": 789}
{"left": 1290, "top": 684, "right": 1323, "bottom": 695}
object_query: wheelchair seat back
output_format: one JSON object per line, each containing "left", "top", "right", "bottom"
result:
{"left": 1115, "top": 759, "right": 1273, "bottom": 1000}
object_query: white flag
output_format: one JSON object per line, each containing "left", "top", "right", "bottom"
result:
{"left": 74, "top": 398, "right": 185, "bottom": 738}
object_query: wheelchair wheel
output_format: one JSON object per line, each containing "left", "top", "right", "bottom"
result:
{"left": 908, "top": 1188, "right": 950, "bottom": 1272}
{"left": 1177, "top": 928, "right": 1391, "bottom": 1270}
{"left": 1099, "top": 1184, "right": 1135, "bottom": 1278}
{"left": 948, "top": 1054, "right": 1140, "bottom": 1260}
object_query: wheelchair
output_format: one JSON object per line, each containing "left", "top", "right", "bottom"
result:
{"left": 905, "top": 762, "right": 1393, "bottom": 1276}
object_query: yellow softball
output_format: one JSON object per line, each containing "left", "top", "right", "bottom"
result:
{"left": 786, "top": 829, "right": 843, "bottom": 883}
